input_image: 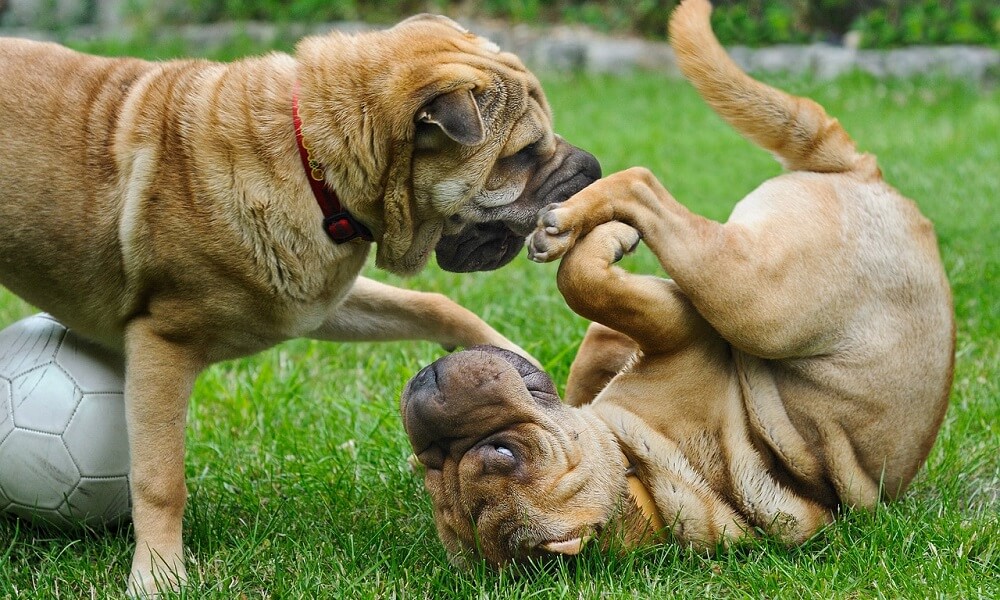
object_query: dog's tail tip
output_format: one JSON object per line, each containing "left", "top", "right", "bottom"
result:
{"left": 668, "top": 0, "right": 876, "bottom": 177}
{"left": 668, "top": 0, "right": 712, "bottom": 37}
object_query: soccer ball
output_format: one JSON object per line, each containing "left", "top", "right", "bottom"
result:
{"left": 0, "top": 313, "right": 131, "bottom": 528}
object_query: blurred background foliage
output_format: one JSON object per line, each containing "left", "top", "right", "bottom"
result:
{"left": 1, "top": 0, "right": 997, "bottom": 47}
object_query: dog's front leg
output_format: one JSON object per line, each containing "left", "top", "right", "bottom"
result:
{"left": 556, "top": 221, "right": 716, "bottom": 355}
{"left": 531, "top": 167, "right": 855, "bottom": 359}
{"left": 124, "top": 320, "right": 203, "bottom": 596}
{"left": 310, "top": 276, "right": 538, "bottom": 365}
{"left": 564, "top": 322, "right": 638, "bottom": 407}
{"left": 528, "top": 167, "right": 709, "bottom": 264}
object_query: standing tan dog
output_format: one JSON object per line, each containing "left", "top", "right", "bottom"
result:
{"left": 0, "top": 15, "right": 600, "bottom": 594}
{"left": 401, "top": 0, "right": 953, "bottom": 566}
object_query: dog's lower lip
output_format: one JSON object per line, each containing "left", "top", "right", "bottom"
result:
{"left": 533, "top": 523, "right": 600, "bottom": 555}
{"left": 537, "top": 533, "right": 593, "bottom": 555}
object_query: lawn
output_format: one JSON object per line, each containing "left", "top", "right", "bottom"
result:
{"left": 0, "top": 43, "right": 997, "bottom": 598}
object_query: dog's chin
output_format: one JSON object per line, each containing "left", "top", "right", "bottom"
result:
{"left": 435, "top": 221, "right": 524, "bottom": 272}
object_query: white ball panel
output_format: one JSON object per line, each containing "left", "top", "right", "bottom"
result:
{"left": 54, "top": 332, "right": 124, "bottom": 394}
{"left": 6, "top": 502, "right": 73, "bottom": 528}
{"left": 66, "top": 477, "right": 131, "bottom": 524}
{"left": 0, "top": 429, "right": 80, "bottom": 508}
{"left": 9, "top": 365, "right": 82, "bottom": 434}
{"left": 64, "top": 393, "right": 130, "bottom": 477}
{"left": 0, "top": 314, "right": 65, "bottom": 379}
{"left": 0, "top": 314, "right": 130, "bottom": 527}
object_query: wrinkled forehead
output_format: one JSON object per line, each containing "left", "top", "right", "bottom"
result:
{"left": 428, "top": 14, "right": 502, "bottom": 54}
{"left": 395, "top": 15, "right": 550, "bottom": 114}
{"left": 394, "top": 14, "right": 501, "bottom": 56}
{"left": 475, "top": 64, "right": 553, "bottom": 152}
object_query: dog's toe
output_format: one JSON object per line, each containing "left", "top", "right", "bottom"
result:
{"left": 528, "top": 207, "right": 579, "bottom": 262}
{"left": 608, "top": 223, "right": 641, "bottom": 263}
{"left": 540, "top": 209, "right": 565, "bottom": 232}
{"left": 526, "top": 232, "right": 545, "bottom": 260}
{"left": 527, "top": 230, "right": 569, "bottom": 262}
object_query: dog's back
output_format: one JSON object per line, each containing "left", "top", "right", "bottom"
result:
{"left": 0, "top": 40, "right": 278, "bottom": 348}
{"left": 669, "top": 0, "right": 954, "bottom": 504}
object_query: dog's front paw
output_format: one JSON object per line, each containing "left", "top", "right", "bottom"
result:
{"left": 603, "top": 222, "right": 642, "bottom": 264}
{"left": 527, "top": 204, "right": 581, "bottom": 263}
{"left": 127, "top": 550, "right": 187, "bottom": 598}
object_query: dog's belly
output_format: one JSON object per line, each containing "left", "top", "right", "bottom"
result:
{"left": 0, "top": 273, "right": 129, "bottom": 351}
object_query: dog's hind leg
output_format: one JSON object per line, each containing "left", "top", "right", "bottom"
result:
{"left": 564, "top": 322, "right": 637, "bottom": 407}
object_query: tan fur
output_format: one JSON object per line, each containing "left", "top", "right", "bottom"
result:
{"left": 0, "top": 15, "right": 600, "bottom": 595}
{"left": 401, "top": 0, "right": 953, "bottom": 565}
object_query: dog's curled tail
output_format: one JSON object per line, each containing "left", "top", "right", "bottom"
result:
{"left": 669, "top": 0, "right": 876, "bottom": 176}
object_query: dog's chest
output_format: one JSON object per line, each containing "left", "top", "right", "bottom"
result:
{"left": 178, "top": 245, "right": 369, "bottom": 363}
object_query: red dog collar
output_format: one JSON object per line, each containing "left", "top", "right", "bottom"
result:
{"left": 292, "top": 81, "right": 373, "bottom": 243}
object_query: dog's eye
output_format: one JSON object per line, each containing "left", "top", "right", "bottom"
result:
{"left": 504, "top": 142, "right": 538, "bottom": 162}
{"left": 480, "top": 443, "right": 518, "bottom": 475}
{"left": 488, "top": 444, "right": 516, "bottom": 461}
{"left": 514, "top": 142, "right": 538, "bottom": 158}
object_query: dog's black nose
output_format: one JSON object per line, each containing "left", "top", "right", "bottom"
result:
{"left": 579, "top": 148, "right": 602, "bottom": 182}
{"left": 409, "top": 363, "right": 437, "bottom": 393}
{"left": 400, "top": 360, "right": 453, "bottom": 463}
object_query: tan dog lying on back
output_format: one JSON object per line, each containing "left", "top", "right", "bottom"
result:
{"left": 0, "top": 15, "right": 600, "bottom": 595}
{"left": 401, "top": 0, "right": 954, "bottom": 565}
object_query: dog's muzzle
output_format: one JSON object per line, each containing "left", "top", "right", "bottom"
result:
{"left": 435, "top": 144, "right": 601, "bottom": 272}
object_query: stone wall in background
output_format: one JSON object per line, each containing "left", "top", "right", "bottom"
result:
{"left": 0, "top": 0, "right": 121, "bottom": 28}
{"left": 474, "top": 21, "right": 999, "bottom": 84}
{"left": 1, "top": 0, "right": 997, "bottom": 84}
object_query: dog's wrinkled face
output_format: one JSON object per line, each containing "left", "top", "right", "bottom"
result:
{"left": 400, "top": 346, "right": 624, "bottom": 565}
{"left": 401, "top": 17, "right": 602, "bottom": 273}
{"left": 430, "top": 120, "right": 603, "bottom": 272}
{"left": 297, "top": 15, "right": 600, "bottom": 275}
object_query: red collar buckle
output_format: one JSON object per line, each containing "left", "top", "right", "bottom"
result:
{"left": 324, "top": 212, "right": 372, "bottom": 243}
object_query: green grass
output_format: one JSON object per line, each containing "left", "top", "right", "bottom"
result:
{"left": 1, "top": 46, "right": 998, "bottom": 598}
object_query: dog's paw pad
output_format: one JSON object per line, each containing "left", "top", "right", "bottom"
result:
{"left": 527, "top": 229, "right": 573, "bottom": 262}
{"left": 527, "top": 206, "right": 578, "bottom": 262}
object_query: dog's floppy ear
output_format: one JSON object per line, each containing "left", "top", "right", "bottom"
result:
{"left": 417, "top": 88, "right": 485, "bottom": 146}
